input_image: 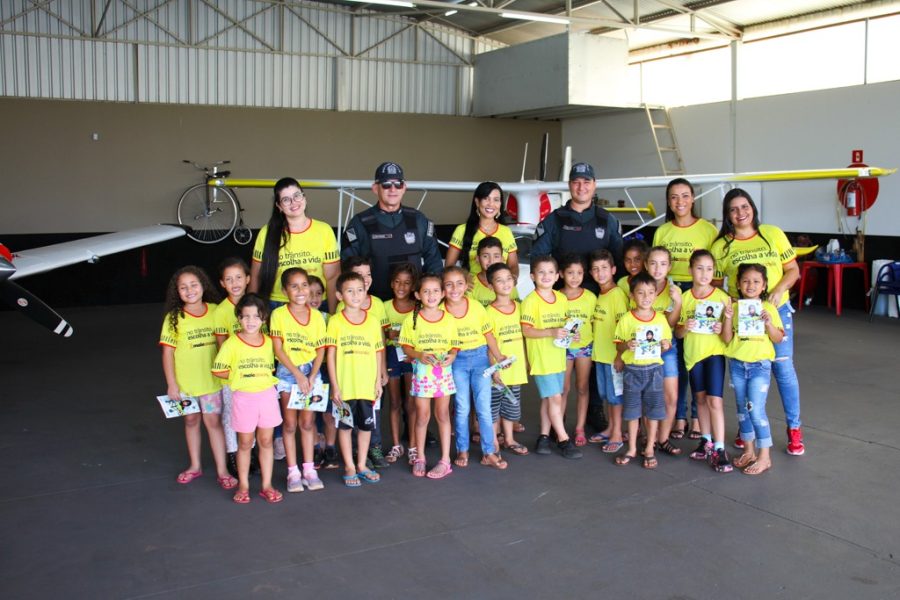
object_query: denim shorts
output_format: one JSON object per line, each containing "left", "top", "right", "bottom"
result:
{"left": 534, "top": 371, "right": 565, "bottom": 398}
{"left": 661, "top": 344, "right": 679, "bottom": 378}
{"left": 566, "top": 342, "right": 593, "bottom": 361}
{"left": 594, "top": 361, "right": 623, "bottom": 406}
{"left": 275, "top": 361, "right": 313, "bottom": 394}
{"left": 386, "top": 345, "right": 413, "bottom": 378}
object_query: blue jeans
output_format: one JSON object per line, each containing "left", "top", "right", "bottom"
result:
{"left": 730, "top": 359, "right": 773, "bottom": 449}
{"left": 452, "top": 346, "right": 495, "bottom": 455}
{"left": 773, "top": 302, "right": 801, "bottom": 429}
{"left": 673, "top": 280, "right": 696, "bottom": 421}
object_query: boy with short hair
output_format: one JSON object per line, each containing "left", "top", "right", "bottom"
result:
{"left": 521, "top": 255, "right": 582, "bottom": 459}
{"left": 326, "top": 272, "right": 387, "bottom": 487}
{"left": 469, "top": 237, "right": 518, "bottom": 306}
{"left": 588, "top": 249, "right": 629, "bottom": 451}
{"left": 613, "top": 271, "right": 672, "bottom": 469}
{"left": 339, "top": 256, "right": 391, "bottom": 468}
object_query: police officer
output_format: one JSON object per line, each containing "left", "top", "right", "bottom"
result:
{"left": 532, "top": 161, "right": 624, "bottom": 292}
{"left": 341, "top": 162, "right": 443, "bottom": 299}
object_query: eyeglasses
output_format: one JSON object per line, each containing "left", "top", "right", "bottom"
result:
{"left": 380, "top": 181, "right": 404, "bottom": 190}
{"left": 279, "top": 191, "right": 305, "bottom": 206}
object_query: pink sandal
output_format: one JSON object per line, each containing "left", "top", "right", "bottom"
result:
{"left": 217, "top": 475, "right": 238, "bottom": 490}
{"left": 232, "top": 489, "right": 250, "bottom": 504}
{"left": 426, "top": 459, "right": 453, "bottom": 479}
{"left": 176, "top": 470, "right": 202, "bottom": 484}
{"left": 574, "top": 429, "right": 587, "bottom": 447}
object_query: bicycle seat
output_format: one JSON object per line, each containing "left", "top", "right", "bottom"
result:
{"left": 212, "top": 170, "right": 231, "bottom": 178}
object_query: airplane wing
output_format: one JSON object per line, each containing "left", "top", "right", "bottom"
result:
{"left": 213, "top": 166, "right": 895, "bottom": 193}
{"left": 8, "top": 224, "right": 187, "bottom": 281}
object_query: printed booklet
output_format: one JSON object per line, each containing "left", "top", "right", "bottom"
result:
{"left": 737, "top": 299, "right": 765, "bottom": 336}
{"left": 634, "top": 325, "right": 662, "bottom": 360}
{"left": 287, "top": 377, "right": 329, "bottom": 411}
{"left": 691, "top": 300, "right": 723, "bottom": 335}
{"left": 156, "top": 394, "right": 201, "bottom": 419}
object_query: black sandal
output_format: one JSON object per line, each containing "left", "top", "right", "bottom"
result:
{"left": 656, "top": 440, "right": 683, "bottom": 456}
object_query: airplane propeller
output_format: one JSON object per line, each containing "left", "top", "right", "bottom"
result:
{"left": 0, "top": 256, "right": 74, "bottom": 337}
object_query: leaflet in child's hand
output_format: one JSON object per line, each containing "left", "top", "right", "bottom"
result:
{"left": 332, "top": 401, "right": 354, "bottom": 429}
{"left": 690, "top": 301, "right": 723, "bottom": 335}
{"left": 737, "top": 299, "right": 765, "bottom": 337}
{"left": 634, "top": 325, "right": 662, "bottom": 360}
{"left": 287, "top": 377, "right": 330, "bottom": 411}
{"left": 157, "top": 394, "right": 201, "bottom": 419}
{"left": 553, "top": 317, "right": 584, "bottom": 348}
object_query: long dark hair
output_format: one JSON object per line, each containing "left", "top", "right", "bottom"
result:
{"left": 665, "top": 177, "right": 697, "bottom": 222}
{"left": 714, "top": 188, "right": 769, "bottom": 256}
{"left": 163, "top": 266, "right": 220, "bottom": 334}
{"left": 258, "top": 177, "right": 302, "bottom": 300}
{"left": 458, "top": 182, "right": 504, "bottom": 271}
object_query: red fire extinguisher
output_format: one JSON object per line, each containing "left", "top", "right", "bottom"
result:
{"left": 837, "top": 149, "right": 879, "bottom": 217}
{"left": 841, "top": 179, "right": 862, "bottom": 218}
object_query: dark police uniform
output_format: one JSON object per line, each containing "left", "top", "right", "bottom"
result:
{"left": 341, "top": 206, "right": 443, "bottom": 299}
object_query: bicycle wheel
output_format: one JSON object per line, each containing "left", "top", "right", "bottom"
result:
{"left": 177, "top": 183, "right": 238, "bottom": 244}
{"left": 233, "top": 219, "right": 253, "bottom": 245}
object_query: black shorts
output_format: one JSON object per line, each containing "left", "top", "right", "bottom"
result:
{"left": 338, "top": 399, "right": 376, "bottom": 432}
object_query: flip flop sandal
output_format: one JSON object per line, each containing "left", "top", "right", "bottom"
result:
{"left": 669, "top": 429, "right": 685, "bottom": 440}
{"left": 502, "top": 443, "right": 529, "bottom": 456}
{"left": 615, "top": 454, "right": 636, "bottom": 466}
{"left": 259, "top": 488, "right": 284, "bottom": 503}
{"left": 602, "top": 441, "right": 624, "bottom": 454}
{"left": 343, "top": 474, "right": 362, "bottom": 487}
{"left": 176, "top": 470, "right": 203, "bottom": 484}
{"left": 426, "top": 459, "right": 453, "bottom": 479}
{"left": 480, "top": 453, "right": 508, "bottom": 470}
{"left": 232, "top": 489, "right": 250, "bottom": 504}
{"left": 454, "top": 452, "right": 469, "bottom": 468}
{"left": 642, "top": 456, "right": 658, "bottom": 470}
{"left": 574, "top": 429, "right": 587, "bottom": 447}
{"left": 588, "top": 432, "right": 609, "bottom": 444}
{"left": 217, "top": 475, "right": 238, "bottom": 490}
{"left": 358, "top": 470, "right": 381, "bottom": 484}
{"left": 733, "top": 454, "right": 758, "bottom": 469}
{"left": 412, "top": 459, "right": 426, "bottom": 478}
{"left": 743, "top": 461, "right": 771, "bottom": 476}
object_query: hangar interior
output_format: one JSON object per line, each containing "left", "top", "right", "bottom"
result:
{"left": 2, "top": 1, "right": 900, "bottom": 597}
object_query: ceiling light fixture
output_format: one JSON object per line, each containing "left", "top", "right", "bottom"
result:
{"left": 500, "top": 11, "right": 570, "bottom": 25}
{"left": 346, "top": 0, "right": 416, "bottom": 8}
{"left": 445, "top": 9, "right": 458, "bottom": 16}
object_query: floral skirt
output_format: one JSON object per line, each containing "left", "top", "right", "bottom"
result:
{"left": 410, "top": 359, "right": 456, "bottom": 399}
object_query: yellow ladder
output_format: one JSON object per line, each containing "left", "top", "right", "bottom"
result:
{"left": 644, "top": 104, "right": 685, "bottom": 176}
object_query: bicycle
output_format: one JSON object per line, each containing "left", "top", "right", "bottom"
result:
{"left": 177, "top": 160, "right": 252, "bottom": 245}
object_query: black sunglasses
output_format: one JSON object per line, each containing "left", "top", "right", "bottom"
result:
{"left": 380, "top": 181, "right": 404, "bottom": 190}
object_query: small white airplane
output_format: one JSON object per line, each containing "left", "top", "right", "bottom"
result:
{"left": 0, "top": 225, "right": 187, "bottom": 337}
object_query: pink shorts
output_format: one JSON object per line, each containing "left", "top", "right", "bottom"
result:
{"left": 231, "top": 387, "right": 282, "bottom": 433}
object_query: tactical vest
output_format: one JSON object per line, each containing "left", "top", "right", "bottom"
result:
{"left": 360, "top": 207, "right": 423, "bottom": 297}
{"left": 552, "top": 206, "right": 611, "bottom": 263}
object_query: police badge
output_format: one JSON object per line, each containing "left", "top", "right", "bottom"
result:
{"left": 594, "top": 227, "right": 606, "bottom": 239}
{"left": 404, "top": 231, "right": 416, "bottom": 244}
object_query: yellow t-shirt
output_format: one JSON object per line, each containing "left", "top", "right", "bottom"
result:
{"left": 652, "top": 218, "right": 718, "bottom": 282}
{"left": 445, "top": 298, "right": 492, "bottom": 351}
{"left": 725, "top": 300, "right": 783, "bottom": 362}
{"left": 213, "top": 298, "right": 240, "bottom": 337}
{"left": 591, "top": 286, "right": 629, "bottom": 363}
{"left": 211, "top": 334, "right": 278, "bottom": 393}
{"left": 252, "top": 220, "right": 339, "bottom": 303}
{"left": 269, "top": 305, "right": 327, "bottom": 366}
{"left": 399, "top": 310, "right": 460, "bottom": 356}
{"left": 710, "top": 224, "right": 796, "bottom": 307}
{"left": 679, "top": 287, "right": 730, "bottom": 370}
{"left": 565, "top": 288, "right": 597, "bottom": 351}
{"left": 520, "top": 289, "right": 568, "bottom": 376}
{"left": 325, "top": 310, "right": 385, "bottom": 401}
{"left": 448, "top": 223, "right": 518, "bottom": 276}
{"left": 384, "top": 299, "right": 415, "bottom": 346}
{"left": 486, "top": 302, "right": 528, "bottom": 386}
{"left": 159, "top": 303, "right": 222, "bottom": 397}
{"left": 468, "top": 272, "right": 520, "bottom": 307}
{"left": 614, "top": 310, "right": 672, "bottom": 366}
{"left": 617, "top": 275, "right": 634, "bottom": 297}
{"left": 336, "top": 295, "right": 389, "bottom": 329}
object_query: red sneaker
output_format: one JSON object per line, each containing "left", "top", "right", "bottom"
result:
{"left": 787, "top": 427, "right": 805, "bottom": 456}
{"left": 733, "top": 435, "right": 745, "bottom": 450}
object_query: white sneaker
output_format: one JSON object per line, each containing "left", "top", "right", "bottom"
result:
{"left": 274, "top": 437, "right": 286, "bottom": 460}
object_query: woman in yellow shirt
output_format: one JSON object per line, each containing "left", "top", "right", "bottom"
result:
{"left": 445, "top": 182, "right": 519, "bottom": 279}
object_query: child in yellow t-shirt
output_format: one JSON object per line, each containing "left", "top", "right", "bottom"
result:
{"left": 468, "top": 236, "right": 519, "bottom": 306}
{"left": 159, "top": 266, "right": 235, "bottom": 491}
{"left": 485, "top": 263, "right": 529, "bottom": 455}
{"left": 613, "top": 272, "right": 673, "bottom": 470}
{"left": 588, "top": 249, "right": 629, "bottom": 451}
{"left": 559, "top": 254, "right": 597, "bottom": 448}
{"left": 326, "top": 272, "right": 386, "bottom": 487}
{"left": 721, "top": 263, "right": 785, "bottom": 476}
{"left": 443, "top": 266, "right": 507, "bottom": 471}
{"left": 617, "top": 238, "right": 649, "bottom": 296}
{"left": 383, "top": 263, "right": 418, "bottom": 465}
{"left": 400, "top": 273, "right": 460, "bottom": 479}
{"left": 675, "top": 250, "right": 732, "bottom": 473}
{"left": 521, "top": 255, "right": 582, "bottom": 460}
{"left": 212, "top": 294, "right": 282, "bottom": 504}
{"left": 213, "top": 257, "right": 251, "bottom": 477}
{"left": 270, "top": 267, "right": 327, "bottom": 492}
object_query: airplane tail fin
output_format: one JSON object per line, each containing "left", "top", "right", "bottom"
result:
{"left": 539, "top": 133, "right": 549, "bottom": 181}
{"left": 561, "top": 146, "right": 572, "bottom": 181}
{"left": 519, "top": 142, "right": 528, "bottom": 183}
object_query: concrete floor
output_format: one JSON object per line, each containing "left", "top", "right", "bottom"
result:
{"left": 1, "top": 303, "right": 899, "bottom": 599}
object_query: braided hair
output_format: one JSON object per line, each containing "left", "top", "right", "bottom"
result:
{"left": 412, "top": 272, "right": 443, "bottom": 330}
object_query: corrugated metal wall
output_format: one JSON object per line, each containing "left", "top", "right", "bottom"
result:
{"left": 0, "top": 0, "right": 503, "bottom": 114}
